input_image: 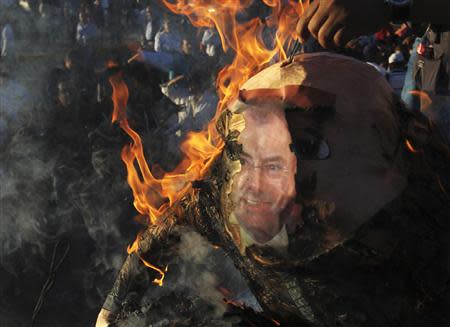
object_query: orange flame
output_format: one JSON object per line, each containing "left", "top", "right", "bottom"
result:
{"left": 405, "top": 139, "right": 419, "bottom": 154}
{"left": 127, "top": 237, "right": 168, "bottom": 286}
{"left": 163, "top": 0, "right": 308, "bottom": 110}
{"left": 410, "top": 90, "right": 432, "bottom": 111}
{"left": 271, "top": 318, "right": 281, "bottom": 326}
{"left": 109, "top": 1, "right": 310, "bottom": 282}
{"left": 106, "top": 60, "right": 119, "bottom": 69}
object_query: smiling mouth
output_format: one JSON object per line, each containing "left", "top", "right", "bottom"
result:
{"left": 246, "top": 199, "right": 265, "bottom": 204}
{"left": 241, "top": 198, "right": 272, "bottom": 210}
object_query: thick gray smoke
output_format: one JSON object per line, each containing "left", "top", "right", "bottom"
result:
{"left": 0, "top": 2, "right": 140, "bottom": 326}
{"left": 115, "top": 228, "right": 261, "bottom": 326}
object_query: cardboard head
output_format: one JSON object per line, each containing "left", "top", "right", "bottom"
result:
{"left": 218, "top": 53, "right": 406, "bottom": 256}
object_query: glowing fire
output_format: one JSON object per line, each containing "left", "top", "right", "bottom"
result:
{"left": 410, "top": 90, "right": 432, "bottom": 111}
{"left": 271, "top": 318, "right": 281, "bottom": 326}
{"left": 405, "top": 139, "right": 419, "bottom": 154}
{"left": 127, "top": 237, "right": 168, "bottom": 286}
{"left": 109, "top": 1, "right": 311, "bottom": 284}
{"left": 163, "top": 0, "right": 307, "bottom": 110}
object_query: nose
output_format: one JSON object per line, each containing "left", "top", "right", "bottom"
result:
{"left": 244, "top": 166, "right": 263, "bottom": 193}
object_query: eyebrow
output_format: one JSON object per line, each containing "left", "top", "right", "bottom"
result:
{"left": 240, "top": 151, "right": 286, "bottom": 165}
{"left": 261, "top": 156, "right": 286, "bottom": 165}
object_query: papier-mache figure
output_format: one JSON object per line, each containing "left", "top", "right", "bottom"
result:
{"left": 97, "top": 53, "right": 450, "bottom": 327}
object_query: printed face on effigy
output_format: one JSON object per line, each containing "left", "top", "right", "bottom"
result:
{"left": 230, "top": 105, "right": 298, "bottom": 245}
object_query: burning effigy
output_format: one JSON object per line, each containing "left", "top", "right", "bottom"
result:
{"left": 96, "top": 1, "right": 450, "bottom": 327}
{"left": 99, "top": 52, "right": 450, "bottom": 326}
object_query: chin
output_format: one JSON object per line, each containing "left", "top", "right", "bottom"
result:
{"left": 250, "top": 228, "right": 279, "bottom": 244}
{"left": 237, "top": 211, "right": 280, "bottom": 237}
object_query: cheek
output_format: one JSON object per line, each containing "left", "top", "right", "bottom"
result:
{"left": 232, "top": 173, "right": 245, "bottom": 194}
{"left": 230, "top": 172, "right": 245, "bottom": 203}
{"left": 271, "top": 177, "right": 296, "bottom": 204}
{"left": 266, "top": 179, "right": 289, "bottom": 197}
{"left": 232, "top": 170, "right": 248, "bottom": 191}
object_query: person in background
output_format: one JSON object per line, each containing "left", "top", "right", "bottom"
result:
{"left": 76, "top": 10, "right": 97, "bottom": 47}
{"left": 401, "top": 36, "right": 422, "bottom": 110}
{"left": 161, "top": 71, "right": 218, "bottom": 135}
{"left": 154, "top": 18, "right": 181, "bottom": 54}
{"left": 387, "top": 47, "right": 407, "bottom": 95}
{"left": 0, "top": 13, "right": 15, "bottom": 69}
{"left": 200, "top": 27, "right": 221, "bottom": 57}
{"left": 100, "top": 0, "right": 109, "bottom": 24}
{"left": 36, "top": 1, "right": 56, "bottom": 43}
{"left": 141, "top": 5, "right": 154, "bottom": 50}
{"left": 364, "top": 43, "right": 387, "bottom": 77}
{"left": 172, "top": 37, "right": 201, "bottom": 75}
{"left": 61, "top": 1, "right": 78, "bottom": 44}
{"left": 92, "top": 0, "right": 105, "bottom": 29}
{"left": 47, "top": 49, "right": 80, "bottom": 100}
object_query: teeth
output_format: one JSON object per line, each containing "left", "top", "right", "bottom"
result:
{"left": 246, "top": 199, "right": 260, "bottom": 205}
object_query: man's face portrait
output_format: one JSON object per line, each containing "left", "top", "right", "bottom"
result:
{"left": 231, "top": 105, "right": 297, "bottom": 244}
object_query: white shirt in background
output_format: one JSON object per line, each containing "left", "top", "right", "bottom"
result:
{"left": 1, "top": 24, "right": 14, "bottom": 57}
{"left": 387, "top": 70, "right": 406, "bottom": 96}
{"left": 154, "top": 30, "right": 181, "bottom": 53}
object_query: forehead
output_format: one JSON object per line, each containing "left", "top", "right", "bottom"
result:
{"left": 239, "top": 106, "right": 293, "bottom": 158}
{"left": 242, "top": 105, "right": 289, "bottom": 134}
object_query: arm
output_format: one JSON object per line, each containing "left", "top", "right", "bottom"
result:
{"left": 75, "top": 24, "right": 82, "bottom": 43}
{"left": 145, "top": 21, "right": 153, "bottom": 41}
{"left": 297, "top": 0, "right": 449, "bottom": 49}
{"left": 1, "top": 28, "right": 6, "bottom": 57}
{"left": 154, "top": 32, "right": 161, "bottom": 52}
{"left": 1, "top": 25, "right": 13, "bottom": 57}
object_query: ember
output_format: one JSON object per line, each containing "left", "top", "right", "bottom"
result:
{"left": 410, "top": 90, "right": 433, "bottom": 111}
{"left": 405, "top": 139, "right": 420, "bottom": 154}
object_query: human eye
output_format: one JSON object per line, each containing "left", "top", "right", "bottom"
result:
{"left": 265, "top": 164, "right": 282, "bottom": 172}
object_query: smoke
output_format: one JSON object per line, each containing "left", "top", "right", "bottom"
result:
{"left": 0, "top": 4, "right": 141, "bottom": 326}
{"left": 0, "top": 2, "right": 254, "bottom": 326}
{"left": 113, "top": 228, "right": 261, "bottom": 326}
{"left": 0, "top": 130, "right": 55, "bottom": 263}
{"left": 176, "top": 229, "right": 228, "bottom": 316}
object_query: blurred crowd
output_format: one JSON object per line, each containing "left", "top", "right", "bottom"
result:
{"left": 1, "top": 1, "right": 424, "bottom": 152}
{"left": 346, "top": 23, "right": 423, "bottom": 101}
{"left": 0, "top": 0, "right": 230, "bottom": 173}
